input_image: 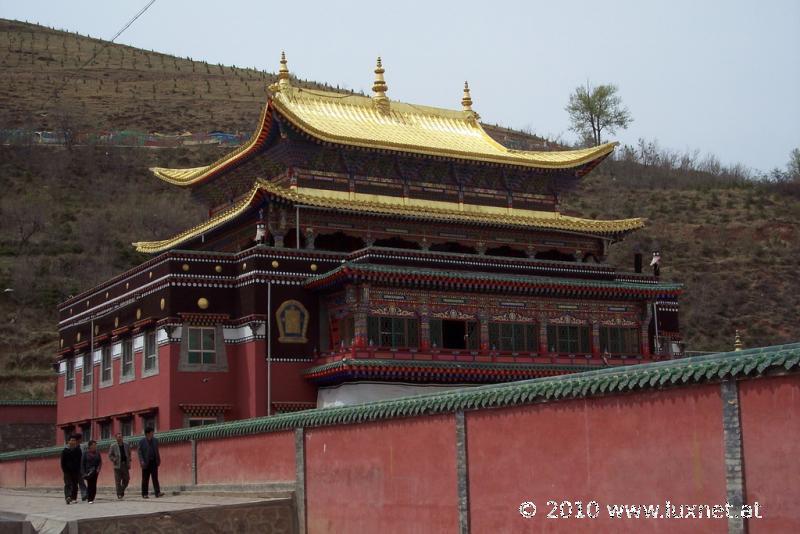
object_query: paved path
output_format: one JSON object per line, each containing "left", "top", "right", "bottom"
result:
{"left": 0, "top": 489, "right": 293, "bottom": 533}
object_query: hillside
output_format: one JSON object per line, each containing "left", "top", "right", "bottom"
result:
{"left": 0, "top": 19, "right": 797, "bottom": 399}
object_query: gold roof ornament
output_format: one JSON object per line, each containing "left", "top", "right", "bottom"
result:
{"left": 277, "top": 51, "right": 291, "bottom": 89}
{"left": 372, "top": 57, "right": 390, "bottom": 112}
{"left": 461, "top": 81, "right": 473, "bottom": 111}
{"left": 734, "top": 330, "right": 744, "bottom": 351}
{"left": 461, "top": 80, "right": 479, "bottom": 122}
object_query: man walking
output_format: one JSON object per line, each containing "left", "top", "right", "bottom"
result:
{"left": 138, "top": 427, "right": 164, "bottom": 498}
{"left": 108, "top": 432, "right": 131, "bottom": 499}
{"left": 60, "top": 434, "right": 82, "bottom": 504}
{"left": 81, "top": 440, "right": 102, "bottom": 504}
{"left": 74, "top": 432, "right": 88, "bottom": 501}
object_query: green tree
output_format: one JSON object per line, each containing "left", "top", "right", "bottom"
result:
{"left": 566, "top": 82, "right": 633, "bottom": 146}
{"left": 787, "top": 148, "right": 800, "bottom": 180}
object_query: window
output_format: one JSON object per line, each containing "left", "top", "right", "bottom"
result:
{"left": 600, "top": 327, "right": 640, "bottom": 355}
{"left": 121, "top": 339, "right": 134, "bottom": 379}
{"left": 141, "top": 415, "right": 157, "bottom": 433}
{"left": 144, "top": 330, "right": 157, "bottom": 372}
{"left": 65, "top": 359, "right": 75, "bottom": 393}
{"left": 547, "top": 325, "right": 591, "bottom": 354}
{"left": 429, "top": 319, "right": 478, "bottom": 350}
{"left": 99, "top": 421, "right": 112, "bottom": 440}
{"left": 120, "top": 419, "right": 133, "bottom": 437}
{"left": 188, "top": 417, "right": 218, "bottom": 427}
{"left": 367, "top": 317, "right": 419, "bottom": 348}
{"left": 80, "top": 423, "right": 92, "bottom": 442}
{"left": 62, "top": 426, "right": 75, "bottom": 443}
{"left": 188, "top": 327, "right": 216, "bottom": 364}
{"left": 82, "top": 353, "right": 93, "bottom": 388}
{"left": 101, "top": 346, "right": 112, "bottom": 384}
{"left": 489, "top": 322, "right": 538, "bottom": 352}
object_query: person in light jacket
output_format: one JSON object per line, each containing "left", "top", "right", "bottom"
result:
{"left": 108, "top": 432, "right": 132, "bottom": 499}
{"left": 138, "top": 427, "right": 164, "bottom": 498}
{"left": 80, "top": 440, "right": 102, "bottom": 503}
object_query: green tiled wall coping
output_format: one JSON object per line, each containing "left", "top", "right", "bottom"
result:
{"left": 2, "top": 342, "right": 797, "bottom": 461}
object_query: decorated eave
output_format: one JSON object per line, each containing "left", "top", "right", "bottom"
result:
{"left": 133, "top": 179, "right": 644, "bottom": 254}
{"left": 149, "top": 54, "right": 617, "bottom": 187}
{"left": 305, "top": 262, "right": 683, "bottom": 299}
{"left": 304, "top": 359, "right": 593, "bottom": 385}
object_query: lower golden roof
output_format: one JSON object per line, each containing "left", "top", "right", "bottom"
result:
{"left": 133, "top": 181, "right": 644, "bottom": 254}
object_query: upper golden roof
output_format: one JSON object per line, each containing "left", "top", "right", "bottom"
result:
{"left": 150, "top": 55, "right": 617, "bottom": 187}
{"left": 133, "top": 180, "right": 645, "bottom": 254}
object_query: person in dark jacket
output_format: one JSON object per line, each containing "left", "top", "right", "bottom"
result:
{"left": 60, "top": 435, "right": 82, "bottom": 504}
{"left": 81, "top": 440, "right": 102, "bottom": 503}
{"left": 138, "top": 427, "right": 164, "bottom": 498}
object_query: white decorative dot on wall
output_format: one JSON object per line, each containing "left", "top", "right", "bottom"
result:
{"left": 182, "top": 264, "right": 190, "bottom": 272}
{"left": 149, "top": 271, "right": 153, "bottom": 279}
{"left": 242, "top": 262, "right": 247, "bottom": 270}
{"left": 136, "top": 308, "right": 142, "bottom": 320}
{"left": 76, "top": 332, "right": 81, "bottom": 342}
{"left": 310, "top": 263, "right": 318, "bottom": 272}
{"left": 160, "top": 298, "right": 166, "bottom": 311}
{"left": 215, "top": 265, "right": 223, "bottom": 273}
{"left": 271, "top": 260, "right": 279, "bottom": 268}
{"left": 114, "top": 317, "right": 119, "bottom": 328}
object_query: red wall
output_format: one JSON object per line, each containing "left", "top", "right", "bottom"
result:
{"left": 197, "top": 432, "right": 295, "bottom": 485}
{"left": 5, "top": 373, "right": 799, "bottom": 532}
{"left": 304, "top": 416, "right": 459, "bottom": 534}
{"left": 739, "top": 375, "right": 800, "bottom": 533}
{"left": 0, "top": 405, "right": 56, "bottom": 425}
{"left": 468, "top": 385, "right": 726, "bottom": 533}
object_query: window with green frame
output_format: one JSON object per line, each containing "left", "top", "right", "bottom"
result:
{"left": 488, "top": 322, "right": 538, "bottom": 352}
{"left": 547, "top": 325, "right": 591, "bottom": 354}
{"left": 188, "top": 327, "right": 216, "bottom": 364}
{"left": 599, "top": 327, "right": 639, "bottom": 354}
{"left": 367, "top": 316, "right": 419, "bottom": 348}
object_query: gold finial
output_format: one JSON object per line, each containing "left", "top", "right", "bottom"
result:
{"left": 734, "top": 330, "right": 744, "bottom": 351}
{"left": 278, "top": 51, "right": 291, "bottom": 88}
{"left": 372, "top": 57, "right": 389, "bottom": 111}
{"left": 461, "top": 81, "right": 473, "bottom": 111}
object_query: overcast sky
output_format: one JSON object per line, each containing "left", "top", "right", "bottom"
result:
{"left": 3, "top": 0, "right": 799, "bottom": 172}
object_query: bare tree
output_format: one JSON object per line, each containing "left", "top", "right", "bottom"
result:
{"left": 566, "top": 82, "right": 633, "bottom": 146}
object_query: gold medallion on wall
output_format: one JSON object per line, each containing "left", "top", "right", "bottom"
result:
{"left": 276, "top": 300, "right": 309, "bottom": 343}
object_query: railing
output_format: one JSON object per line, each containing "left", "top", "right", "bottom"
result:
{"left": 654, "top": 337, "right": 686, "bottom": 358}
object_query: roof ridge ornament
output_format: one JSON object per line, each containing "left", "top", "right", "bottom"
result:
{"left": 277, "top": 51, "right": 291, "bottom": 90}
{"left": 461, "top": 80, "right": 480, "bottom": 122}
{"left": 461, "top": 81, "right": 473, "bottom": 110}
{"left": 372, "top": 56, "right": 390, "bottom": 113}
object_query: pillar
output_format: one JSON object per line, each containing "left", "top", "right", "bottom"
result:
{"left": 591, "top": 321, "right": 601, "bottom": 358}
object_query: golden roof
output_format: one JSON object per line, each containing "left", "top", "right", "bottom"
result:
{"left": 270, "top": 84, "right": 616, "bottom": 168}
{"left": 133, "top": 181, "right": 645, "bottom": 254}
{"left": 150, "top": 56, "right": 617, "bottom": 187}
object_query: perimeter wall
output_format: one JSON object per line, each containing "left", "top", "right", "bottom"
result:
{"left": 1, "top": 345, "right": 798, "bottom": 534}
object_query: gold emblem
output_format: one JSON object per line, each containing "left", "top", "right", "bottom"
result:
{"left": 276, "top": 300, "right": 309, "bottom": 343}
{"left": 197, "top": 298, "right": 209, "bottom": 310}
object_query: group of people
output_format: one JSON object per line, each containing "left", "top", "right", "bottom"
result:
{"left": 59, "top": 427, "right": 163, "bottom": 504}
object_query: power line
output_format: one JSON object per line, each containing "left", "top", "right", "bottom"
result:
{"left": 55, "top": 0, "right": 157, "bottom": 97}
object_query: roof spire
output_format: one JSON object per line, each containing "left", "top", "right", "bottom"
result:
{"left": 372, "top": 57, "right": 389, "bottom": 112}
{"left": 277, "top": 51, "right": 291, "bottom": 89}
{"left": 461, "top": 81, "right": 473, "bottom": 111}
{"left": 734, "top": 329, "right": 744, "bottom": 351}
